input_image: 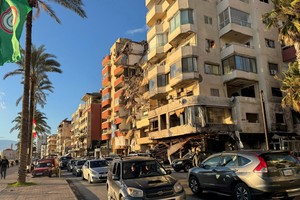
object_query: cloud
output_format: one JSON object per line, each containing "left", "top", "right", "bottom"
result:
{"left": 126, "top": 25, "right": 148, "bottom": 35}
{"left": 0, "top": 91, "right": 6, "bottom": 110}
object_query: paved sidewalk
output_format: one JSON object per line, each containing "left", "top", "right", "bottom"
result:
{"left": 0, "top": 165, "right": 76, "bottom": 200}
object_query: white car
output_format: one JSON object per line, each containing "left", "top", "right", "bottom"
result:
{"left": 82, "top": 159, "right": 109, "bottom": 183}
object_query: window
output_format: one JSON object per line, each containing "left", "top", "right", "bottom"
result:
{"left": 150, "top": 118, "right": 158, "bottom": 131}
{"left": 157, "top": 74, "right": 168, "bottom": 87}
{"left": 265, "top": 39, "right": 275, "bottom": 48}
{"left": 207, "top": 107, "right": 230, "bottom": 124}
{"left": 223, "top": 55, "right": 257, "bottom": 74}
{"left": 269, "top": 63, "right": 278, "bottom": 76}
{"left": 219, "top": 8, "right": 250, "bottom": 29}
{"left": 203, "top": 156, "right": 220, "bottom": 167}
{"left": 246, "top": 113, "right": 258, "bottom": 123}
{"left": 271, "top": 87, "right": 282, "bottom": 97}
{"left": 205, "top": 39, "right": 215, "bottom": 51}
{"left": 182, "top": 57, "right": 198, "bottom": 72}
{"left": 210, "top": 88, "right": 220, "bottom": 97}
{"left": 102, "top": 93, "right": 110, "bottom": 101}
{"left": 149, "top": 79, "right": 154, "bottom": 91}
{"left": 170, "top": 64, "right": 176, "bottom": 78}
{"left": 238, "top": 156, "right": 251, "bottom": 166}
{"left": 204, "top": 15, "right": 212, "bottom": 24}
{"left": 260, "top": 0, "right": 269, "bottom": 3}
{"left": 103, "top": 72, "right": 108, "bottom": 79}
{"left": 221, "top": 155, "right": 238, "bottom": 167}
{"left": 205, "top": 63, "right": 220, "bottom": 75}
{"left": 170, "top": 9, "right": 194, "bottom": 33}
{"left": 276, "top": 113, "right": 284, "bottom": 123}
{"left": 149, "top": 34, "right": 168, "bottom": 51}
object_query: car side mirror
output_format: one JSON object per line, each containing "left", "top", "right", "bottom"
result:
{"left": 112, "top": 175, "right": 120, "bottom": 180}
{"left": 199, "top": 164, "right": 204, "bottom": 168}
{"left": 166, "top": 170, "right": 172, "bottom": 174}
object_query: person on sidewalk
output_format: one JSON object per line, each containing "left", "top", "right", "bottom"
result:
{"left": 0, "top": 155, "right": 2, "bottom": 177}
{"left": 1, "top": 156, "right": 9, "bottom": 179}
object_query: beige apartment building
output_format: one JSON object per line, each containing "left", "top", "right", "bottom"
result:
{"left": 46, "top": 134, "right": 57, "bottom": 157}
{"left": 56, "top": 119, "right": 72, "bottom": 156}
{"left": 70, "top": 92, "right": 102, "bottom": 158}
{"left": 142, "top": 0, "right": 300, "bottom": 158}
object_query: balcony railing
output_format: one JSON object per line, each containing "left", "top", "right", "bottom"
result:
{"left": 219, "top": 17, "right": 251, "bottom": 29}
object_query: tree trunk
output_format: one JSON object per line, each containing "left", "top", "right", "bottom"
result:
{"left": 17, "top": 10, "right": 33, "bottom": 184}
{"left": 27, "top": 79, "right": 35, "bottom": 166}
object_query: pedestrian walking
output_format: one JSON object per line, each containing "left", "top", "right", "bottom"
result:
{"left": 1, "top": 156, "right": 9, "bottom": 179}
{"left": 0, "top": 155, "right": 2, "bottom": 178}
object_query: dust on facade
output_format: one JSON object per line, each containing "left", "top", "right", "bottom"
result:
{"left": 36, "top": 0, "right": 300, "bottom": 162}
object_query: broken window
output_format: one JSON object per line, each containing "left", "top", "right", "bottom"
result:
{"left": 149, "top": 118, "right": 158, "bottom": 131}
{"left": 241, "top": 86, "right": 255, "bottom": 97}
{"left": 160, "top": 114, "right": 167, "bottom": 130}
{"left": 170, "top": 109, "right": 185, "bottom": 128}
{"left": 246, "top": 113, "right": 258, "bottom": 123}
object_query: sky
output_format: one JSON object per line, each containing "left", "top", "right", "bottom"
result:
{"left": 0, "top": 0, "right": 148, "bottom": 142}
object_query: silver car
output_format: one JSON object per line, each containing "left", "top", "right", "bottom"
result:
{"left": 188, "top": 150, "right": 300, "bottom": 200}
{"left": 82, "top": 159, "right": 108, "bottom": 183}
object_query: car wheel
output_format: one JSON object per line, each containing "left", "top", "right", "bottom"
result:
{"left": 234, "top": 183, "right": 252, "bottom": 200}
{"left": 82, "top": 173, "right": 85, "bottom": 180}
{"left": 88, "top": 175, "right": 92, "bottom": 184}
{"left": 189, "top": 176, "right": 202, "bottom": 195}
{"left": 184, "top": 164, "right": 192, "bottom": 172}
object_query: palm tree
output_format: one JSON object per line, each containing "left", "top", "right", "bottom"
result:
{"left": 19, "top": 0, "right": 86, "bottom": 183}
{"left": 4, "top": 45, "right": 62, "bottom": 166}
{"left": 262, "top": 0, "right": 300, "bottom": 71}
{"left": 276, "top": 62, "right": 300, "bottom": 112}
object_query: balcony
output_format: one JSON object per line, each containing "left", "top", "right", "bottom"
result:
{"left": 114, "top": 76, "right": 124, "bottom": 88}
{"left": 114, "top": 117, "right": 122, "bottom": 125}
{"left": 114, "top": 105, "right": 120, "bottom": 112}
{"left": 147, "top": 24, "right": 163, "bottom": 42}
{"left": 149, "top": 86, "right": 167, "bottom": 99}
{"left": 102, "top": 109, "right": 111, "bottom": 119}
{"left": 170, "top": 72, "right": 201, "bottom": 89}
{"left": 114, "top": 89, "right": 123, "bottom": 98}
{"left": 169, "top": 24, "right": 196, "bottom": 47}
{"left": 271, "top": 123, "right": 288, "bottom": 132}
{"left": 136, "top": 117, "right": 149, "bottom": 129}
{"left": 146, "top": 3, "right": 168, "bottom": 27}
{"left": 219, "top": 18, "right": 252, "bottom": 41}
{"left": 102, "top": 65, "right": 111, "bottom": 76}
{"left": 102, "top": 121, "right": 111, "bottom": 129}
{"left": 101, "top": 133, "right": 111, "bottom": 141}
{"left": 102, "top": 55, "right": 111, "bottom": 67}
{"left": 102, "top": 76, "right": 111, "bottom": 87}
{"left": 148, "top": 46, "right": 165, "bottom": 64}
{"left": 114, "top": 65, "right": 124, "bottom": 76}
{"left": 217, "top": 0, "right": 250, "bottom": 14}
{"left": 115, "top": 130, "right": 124, "bottom": 137}
{"left": 137, "top": 137, "right": 153, "bottom": 145}
{"left": 222, "top": 70, "right": 258, "bottom": 85}
{"left": 220, "top": 43, "right": 255, "bottom": 59}
{"left": 102, "top": 98, "right": 111, "bottom": 108}
{"left": 102, "top": 87, "right": 111, "bottom": 96}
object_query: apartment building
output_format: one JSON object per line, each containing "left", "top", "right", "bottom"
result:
{"left": 56, "top": 119, "right": 72, "bottom": 156}
{"left": 70, "top": 92, "right": 102, "bottom": 158}
{"left": 46, "top": 134, "right": 57, "bottom": 157}
{"left": 101, "top": 38, "right": 148, "bottom": 155}
{"left": 143, "top": 0, "right": 299, "bottom": 157}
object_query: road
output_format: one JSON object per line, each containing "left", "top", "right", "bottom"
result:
{"left": 63, "top": 169, "right": 232, "bottom": 200}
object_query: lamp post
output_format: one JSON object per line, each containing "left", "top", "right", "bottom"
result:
{"left": 260, "top": 90, "right": 269, "bottom": 150}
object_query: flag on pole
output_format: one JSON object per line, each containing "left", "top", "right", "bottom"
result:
{"left": 32, "top": 119, "right": 37, "bottom": 139}
{"left": 0, "top": 0, "right": 31, "bottom": 65}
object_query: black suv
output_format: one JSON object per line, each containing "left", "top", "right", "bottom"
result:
{"left": 172, "top": 151, "right": 212, "bottom": 172}
{"left": 107, "top": 156, "right": 186, "bottom": 200}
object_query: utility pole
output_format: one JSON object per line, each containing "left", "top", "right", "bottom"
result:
{"left": 260, "top": 90, "right": 269, "bottom": 150}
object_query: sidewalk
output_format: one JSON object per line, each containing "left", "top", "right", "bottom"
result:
{"left": 0, "top": 165, "right": 76, "bottom": 200}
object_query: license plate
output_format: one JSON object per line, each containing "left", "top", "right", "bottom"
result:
{"left": 36, "top": 173, "right": 43, "bottom": 175}
{"left": 283, "top": 169, "right": 293, "bottom": 176}
{"left": 101, "top": 174, "right": 107, "bottom": 177}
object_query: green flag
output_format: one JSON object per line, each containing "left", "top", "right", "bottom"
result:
{"left": 0, "top": 0, "right": 31, "bottom": 65}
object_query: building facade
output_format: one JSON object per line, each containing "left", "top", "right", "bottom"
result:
{"left": 56, "top": 119, "right": 72, "bottom": 156}
{"left": 70, "top": 92, "right": 102, "bottom": 158}
{"left": 142, "top": 0, "right": 300, "bottom": 159}
{"left": 46, "top": 134, "right": 57, "bottom": 157}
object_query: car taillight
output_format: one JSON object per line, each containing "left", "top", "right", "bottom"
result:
{"left": 253, "top": 156, "right": 268, "bottom": 173}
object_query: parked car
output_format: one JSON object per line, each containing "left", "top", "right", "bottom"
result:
{"left": 188, "top": 150, "right": 300, "bottom": 200}
{"left": 67, "top": 159, "right": 76, "bottom": 172}
{"left": 32, "top": 158, "right": 59, "bottom": 178}
{"left": 172, "top": 151, "right": 212, "bottom": 172}
{"left": 107, "top": 156, "right": 186, "bottom": 200}
{"left": 59, "top": 156, "right": 72, "bottom": 169}
{"left": 82, "top": 159, "right": 108, "bottom": 183}
{"left": 72, "top": 159, "right": 86, "bottom": 177}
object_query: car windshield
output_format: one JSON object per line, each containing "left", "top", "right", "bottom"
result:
{"left": 77, "top": 160, "right": 86, "bottom": 165}
{"left": 183, "top": 152, "right": 195, "bottom": 159}
{"left": 90, "top": 160, "right": 108, "bottom": 168}
{"left": 122, "top": 160, "right": 167, "bottom": 179}
{"left": 37, "top": 162, "right": 51, "bottom": 168}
